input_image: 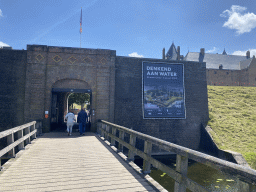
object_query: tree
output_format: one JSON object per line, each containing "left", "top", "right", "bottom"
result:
{"left": 68, "top": 93, "right": 90, "bottom": 108}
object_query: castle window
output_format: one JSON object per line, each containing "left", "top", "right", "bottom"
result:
{"left": 219, "top": 64, "right": 223, "bottom": 69}
{"left": 214, "top": 71, "right": 217, "bottom": 74}
{"left": 226, "top": 72, "right": 229, "bottom": 75}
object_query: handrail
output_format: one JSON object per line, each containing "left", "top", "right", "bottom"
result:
{"left": 97, "top": 120, "right": 256, "bottom": 192}
{"left": 0, "top": 121, "right": 38, "bottom": 168}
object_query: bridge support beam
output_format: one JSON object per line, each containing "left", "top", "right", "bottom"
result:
{"left": 174, "top": 155, "right": 188, "bottom": 192}
{"left": 143, "top": 141, "right": 152, "bottom": 174}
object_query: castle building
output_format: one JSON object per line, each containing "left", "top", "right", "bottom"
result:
{"left": 163, "top": 43, "right": 256, "bottom": 86}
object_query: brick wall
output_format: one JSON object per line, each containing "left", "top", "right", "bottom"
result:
{"left": 115, "top": 56, "right": 209, "bottom": 150}
{"left": 0, "top": 49, "right": 27, "bottom": 131}
{"left": 24, "top": 45, "right": 116, "bottom": 132}
{"left": 206, "top": 58, "right": 256, "bottom": 86}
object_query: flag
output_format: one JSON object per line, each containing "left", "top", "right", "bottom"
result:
{"left": 80, "top": 8, "right": 82, "bottom": 34}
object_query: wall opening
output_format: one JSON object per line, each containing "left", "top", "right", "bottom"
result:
{"left": 50, "top": 88, "right": 92, "bottom": 131}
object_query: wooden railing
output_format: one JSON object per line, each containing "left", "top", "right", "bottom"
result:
{"left": 0, "top": 121, "right": 38, "bottom": 168}
{"left": 97, "top": 120, "right": 256, "bottom": 192}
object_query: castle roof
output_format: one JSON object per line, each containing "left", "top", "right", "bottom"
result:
{"left": 222, "top": 49, "right": 227, "bottom": 55}
{"left": 240, "top": 58, "right": 253, "bottom": 69}
{"left": 184, "top": 52, "right": 250, "bottom": 70}
{"left": 166, "top": 42, "right": 177, "bottom": 60}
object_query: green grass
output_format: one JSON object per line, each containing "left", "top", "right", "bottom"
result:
{"left": 207, "top": 86, "right": 256, "bottom": 169}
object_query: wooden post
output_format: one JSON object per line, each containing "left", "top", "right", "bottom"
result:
{"left": 25, "top": 126, "right": 31, "bottom": 144}
{"left": 174, "top": 155, "right": 188, "bottom": 192}
{"left": 31, "top": 123, "right": 36, "bottom": 139}
{"left": 97, "top": 122, "right": 100, "bottom": 135}
{"left": 143, "top": 140, "right": 152, "bottom": 174}
{"left": 17, "top": 129, "right": 24, "bottom": 150}
{"left": 238, "top": 179, "right": 250, "bottom": 191}
{"left": 128, "top": 134, "right": 136, "bottom": 161}
{"left": 249, "top": 183, "right": 256, "bottom": 192}
{"left": 103, "top": 124, "right": 106, "bottom": 139}
{"left": 7, "top": 133, "right": 15, "bottom": 157}
{"left": 118, "top": 130, "right": 124, "bottom": 152}
{"left": 101, "top": 123, "right": 105, "bottom": 137}
{"left": 106, "top": 125, "right": 110, "bottom": 141}
{"left": 111, "top": 127, "right": 116, "bottom": 146}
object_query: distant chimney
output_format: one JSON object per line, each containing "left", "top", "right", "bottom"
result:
{"left": 177, "top": 46, "right": 180, "bottom": 60}
{"left": 162, "top": 48, "right": 165, "bottom": 59}
{"left": 246, "top": 50, "right": 250, "bottom": 58}
{"left": 200, "top": 48, "right": 205, "bottom": 55}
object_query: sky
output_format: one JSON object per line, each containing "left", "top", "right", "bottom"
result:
{"left": 0, "top": 0, "right": 256, "bottom": 59}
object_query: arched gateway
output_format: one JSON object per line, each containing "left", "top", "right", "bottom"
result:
{"left": 51, "top": 79, "right": 92, "bottom": 131}
{"left": 23, "top": 45, "right": 115, "bottom": 132}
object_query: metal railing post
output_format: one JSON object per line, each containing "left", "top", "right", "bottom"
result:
{"left": 7, "top": 133, "right": 15, "bottom": 157}
{"left": 111, "top": 127, "right": 116, "bottom": 146}
{"left": 17, "top": 129, "right": 24, "bottom": 150}
{"left": 118, "top": 130, "right": 124, "bottom": 152}
{"left": 174, "top": 155, "right": 188, "bottom": 192}
{"left": 143, "top": 140, "right": 152, "bottom": 174}
{"left": 128, "top": 134, "right": 136, "bottom": 161}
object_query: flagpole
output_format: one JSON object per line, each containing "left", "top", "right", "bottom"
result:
{"left": 80, "top": 7, "right": 82, "bottom": 48}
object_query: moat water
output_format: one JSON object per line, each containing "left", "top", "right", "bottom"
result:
{"left": 134, "top": 156, "right": 240, "bottom": 192}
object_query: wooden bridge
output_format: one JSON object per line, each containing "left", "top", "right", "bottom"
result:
{"left": 1, "top": 121, "right": 256, "bottom": 192}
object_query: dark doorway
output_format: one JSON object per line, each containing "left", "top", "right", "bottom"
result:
{"left": 50, "top": 88, "right": 92, "bottom": 132}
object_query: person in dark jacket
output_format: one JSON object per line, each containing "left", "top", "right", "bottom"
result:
{"left": 77, "top": 108, "right": 88, "bottom": 135}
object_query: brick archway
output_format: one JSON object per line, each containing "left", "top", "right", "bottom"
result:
{"left": 52, "top": 79, "right": 91, "bottom": 90}
{"left": 50, "top": 79, "right": 92, "bottom": 132}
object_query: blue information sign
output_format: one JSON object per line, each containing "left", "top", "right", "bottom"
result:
{"left": 142, "top": 62, "right": 186, "bottom": 119}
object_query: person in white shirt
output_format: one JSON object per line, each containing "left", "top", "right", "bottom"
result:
{"left": 65, "top": 111, "right": 76, "bottom": 136}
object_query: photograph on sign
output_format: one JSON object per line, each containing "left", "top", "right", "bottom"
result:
{"left": 142, "top": 62, "right": 186, "bottom": 119}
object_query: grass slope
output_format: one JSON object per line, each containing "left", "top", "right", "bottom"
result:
{"left": 207, "top": 86, "right": 256, "bottom": 169}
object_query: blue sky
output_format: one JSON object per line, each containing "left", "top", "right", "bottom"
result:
{"left": 1, "top": 0, "right": 256, "bottom": 59}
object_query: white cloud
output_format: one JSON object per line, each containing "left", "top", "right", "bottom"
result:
{"left": 232, "top": 49, "right": 256, "bottom": 57}
{"left": 128, "top": 52, "right": 144, "bottom": 58}
{"left": 206, "top": 47, "right": 218, "bottom": 53}
{"left": 0, "top": 41, "right": 10, "bottom": 48}
{"left": 0, "top": 9, "right": 3, "bottom": 17}
{"left": 220, "top": 5, "right": 256, "bottom": 34}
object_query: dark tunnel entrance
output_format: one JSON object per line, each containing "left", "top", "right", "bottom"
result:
{"left": 50, "top": 88, "right": 92, "bottom": 132}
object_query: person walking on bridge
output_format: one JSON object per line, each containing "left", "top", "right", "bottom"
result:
{"left": 77, "top": 108, "right": 88, "bottom": 136}
{"left": 65, "top": 111, "right": 76, "bottom": 136}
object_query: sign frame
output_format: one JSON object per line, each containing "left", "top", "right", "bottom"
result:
{"left": 142, "top": 61, "right": 186, "bottom": 119}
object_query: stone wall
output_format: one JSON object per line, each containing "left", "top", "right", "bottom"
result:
{"left": 0, "top": 49, "right": 27, "bottom": 131}
{"left": 114, "top": 56, "right": 209, "bottom": 150}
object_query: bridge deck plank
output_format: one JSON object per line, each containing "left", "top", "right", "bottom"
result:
{"left": 0, "top": 132, "right": 158, "bottom": 192}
